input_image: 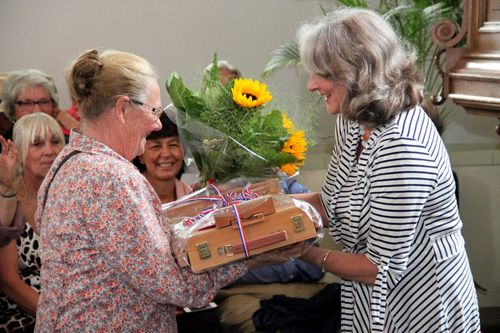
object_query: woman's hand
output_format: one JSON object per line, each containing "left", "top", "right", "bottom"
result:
{"left": 0, "top": 136, "right": 20, "bottom": 194}
{"left": 245, "top": 242, "right": 304, "bottom": 270}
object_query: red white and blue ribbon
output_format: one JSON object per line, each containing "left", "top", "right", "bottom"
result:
{"left": 176, "top": 183, "right": 260, "bottom": 258}
{"left": 232, "top": 203, "right": 250, "bottom": 258}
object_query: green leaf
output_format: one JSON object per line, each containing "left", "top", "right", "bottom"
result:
{"left": 165, "top": 72, "right": 206, "bottom": 118}
{"left": 262, "top": 41, "right": 301, "bottom": 77}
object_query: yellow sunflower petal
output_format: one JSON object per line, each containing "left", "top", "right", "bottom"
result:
{"left": 281, "top": 131, "right": 307, "bottom": 160}
{"left": 232, "top": 78, "right": 272, "bottom": 108}
{"left": 281, "top": 163, "right": 298, "bottom": 176}
{"left": 282, "top": 113, "right": 296, "bottom": 135}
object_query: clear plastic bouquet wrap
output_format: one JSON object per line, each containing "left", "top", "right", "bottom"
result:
{"left": 163, "top": 54, "right": 321, "bottom": 271}
{"left": 162, "top": 178, "right": 323, "bottom": 272}
{"left": 165, "top": 53, "right": 310, "bottom": 188}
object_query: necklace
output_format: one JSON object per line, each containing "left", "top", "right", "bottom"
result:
{"left": 359, "top": 124, "right": 368, "bottom": 148}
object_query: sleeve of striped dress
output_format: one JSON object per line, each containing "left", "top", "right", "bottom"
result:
{"left": 365, "top": 137, "right": 439, "bottom": 288}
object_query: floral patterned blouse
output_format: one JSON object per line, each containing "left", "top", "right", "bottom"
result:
{"left": 34, "top": 130, "right": 247, "bottom": 332}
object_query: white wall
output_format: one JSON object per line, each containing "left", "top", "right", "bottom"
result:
{"left": 0, "top": 0, "right": 319, "bottom": 116}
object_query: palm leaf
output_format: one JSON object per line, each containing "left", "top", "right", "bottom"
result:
{"left": 262, "top": 41, "right": 301, "bottom": 77}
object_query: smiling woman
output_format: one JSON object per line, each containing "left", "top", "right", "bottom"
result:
{"left": 33, "top": 49, "right": 290, "bottom": 332}
{"left": 134, "top": 113, "right": 190, "bottom": 204}
{"left": 133, "top": 114, "right": 227, "bottom": 332}
{"left": 295, "top": 7, "right": 480, "bottom": 332}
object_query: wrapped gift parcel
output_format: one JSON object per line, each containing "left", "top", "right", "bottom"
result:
{"left": 165, "top": 186, "right": 323, "bottom": 273}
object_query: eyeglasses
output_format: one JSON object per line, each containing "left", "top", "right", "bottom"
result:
{"left": 15, "top": 99, "right": 54, "bottom": 111}
{"left": 130, "top": 99, "right": 164, "bottom": 119}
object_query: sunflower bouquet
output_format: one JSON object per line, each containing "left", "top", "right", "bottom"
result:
{"left": 166, "top": 54, "right": 308, "bottom": 187}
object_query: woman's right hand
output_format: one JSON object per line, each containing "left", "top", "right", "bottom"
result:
{"left": 245, "top": 242, "right": 304, "bottom": 270}
{"left": 0, "top": 136, "right": 20, "bottom": 193}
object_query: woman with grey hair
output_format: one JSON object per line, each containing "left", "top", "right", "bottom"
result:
{"left": 0, "top": 69, "right": 79, "bottom": 143}
{"left": 0, "top": 112, "right": 65, "bottom": 332}
{"left": 205, "top": 60, "right": 242, "bottom": 85}
{"left": 34, "top": 49, "right": 294, "bottom": 332}
{"left": 295, "top": 7, "right": 480, "bottom": 332}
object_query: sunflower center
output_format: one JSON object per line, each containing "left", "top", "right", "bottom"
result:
{"left": 243, "top": 93, "right": 258, "bottom": 101}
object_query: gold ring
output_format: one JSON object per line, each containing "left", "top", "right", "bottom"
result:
{"left": 8, "top": 154, "right": 14, "bottom": 158}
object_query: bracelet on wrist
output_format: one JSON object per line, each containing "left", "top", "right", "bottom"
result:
{"left": 321, "top": 249, "right": 333, "bottom": 273}
{"left": 1, "top": 191, "right": 17, "bottom": 198}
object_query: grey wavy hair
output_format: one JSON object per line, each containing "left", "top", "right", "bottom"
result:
{"left": 1, "top": 69, "right": 60, "bottom": 122}
{"left": 297, "top": 7, "right": 424, "bottom": 128}
{"left": 65, "top": 49, "right": 158, "bottom": 123}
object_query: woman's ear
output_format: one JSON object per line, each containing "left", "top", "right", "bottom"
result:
{"left": 138, "top": 154, "right": 145, "bottom": 165}
{"left": 114, "top": 96, "right": 129, "bottom": 124}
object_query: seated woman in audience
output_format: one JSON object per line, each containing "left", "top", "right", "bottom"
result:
{"left": 0, "top": 69, "right": 79, "bottom": 145}
{"left": 134, "top": 113, "right": 190, "bottom": 204}
{"left": 34, "top": 49, "right": 296, "bottom": 332}
{"left": 0, "top": 112, "right": 65, "bottom": 332}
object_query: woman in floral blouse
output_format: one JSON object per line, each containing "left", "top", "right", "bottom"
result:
{"left": 34, "top": 49, "right": 292, "bottom": 333}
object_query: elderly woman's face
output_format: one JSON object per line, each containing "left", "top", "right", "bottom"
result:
{"left": 219, "top": 69, "right": 236, "bottom": 86}
{"left": 307, "top": 74, "right": 347, "bottom": 116}
{"left": 14, "top": 85, "right": 54, "bottom": 121}
{"left": 125, "top": 80, "right": 162, "bottom": 160}
{"left": 24, "top": 131, "right": 63, "bottom": 179}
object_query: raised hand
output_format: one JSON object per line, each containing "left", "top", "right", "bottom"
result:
{"left": 0, "top": 136, "right": 21, "bottom": 193}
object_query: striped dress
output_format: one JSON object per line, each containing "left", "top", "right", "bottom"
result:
{"left": 320, "top": 106, "right": 480, "bottom": 332}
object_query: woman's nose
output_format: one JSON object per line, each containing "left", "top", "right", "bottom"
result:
{"left": 153, "top": 118, "right": 162, "bottom": 131}
{"left": 159, "top": 146, "right": 172, "bottom": 157}
{"left": 44, "top": 144, "right": 58, "bottom": 156}
{"left": 32, "top": 104, "right": 43, "bottom": 113}
{"left": 307, "top": 74, "right": 319, "bottom": 92}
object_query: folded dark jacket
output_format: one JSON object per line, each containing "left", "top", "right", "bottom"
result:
{"left": 252, "top": 282, "right": 341, "bottom": 333}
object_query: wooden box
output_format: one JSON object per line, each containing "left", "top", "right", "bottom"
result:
{"left": 173, "top": 195, "right": 318, "bottom": 272}
{"left": 163, "top": 178, "right": 281, "bottom": 224}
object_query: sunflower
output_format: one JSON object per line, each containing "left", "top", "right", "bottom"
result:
{"left": 232, "top": 78, "right": 272, "bottom": 108}
{"left": 280, "top": 130, "right": 307, "bottom": 176}
{"left": 282, "top": 113, "right": 295, "bottom": 135}
{"left": 281, "top": 130, "right": 307, "bottom": 161}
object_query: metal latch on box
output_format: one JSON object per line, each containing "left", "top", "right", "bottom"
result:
{"left": 217, "top": 245, "right": 234, "bottom": 257}
{"left": 291, "top": 214, "right": 305, "bottom": 232}
{"left": 196, "top": 242, "right": 211, "bottom": 259}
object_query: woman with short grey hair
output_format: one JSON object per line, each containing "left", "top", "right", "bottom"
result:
{"left": 0, "top": 69, "right": 78, "bottom": 143}
{"left": 34, "top": 49, "right": 293, "bottom": 332}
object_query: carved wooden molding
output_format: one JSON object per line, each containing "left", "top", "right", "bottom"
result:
{"left": 431, "top": 0, "right": 500, "bottom": 136}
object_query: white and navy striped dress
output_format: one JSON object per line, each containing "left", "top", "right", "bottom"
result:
{"left": 320, "top": 106, "right": 480, "bottom": 332}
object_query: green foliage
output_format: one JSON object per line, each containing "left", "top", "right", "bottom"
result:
{"left": 261, "top": 41, "right": 301, "bottom": 78}
{"left": 166, "top": 53, "right": 307, "bottom": 186}
{"left": 262, "top": 0, "right": 464, "bottom": 129}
